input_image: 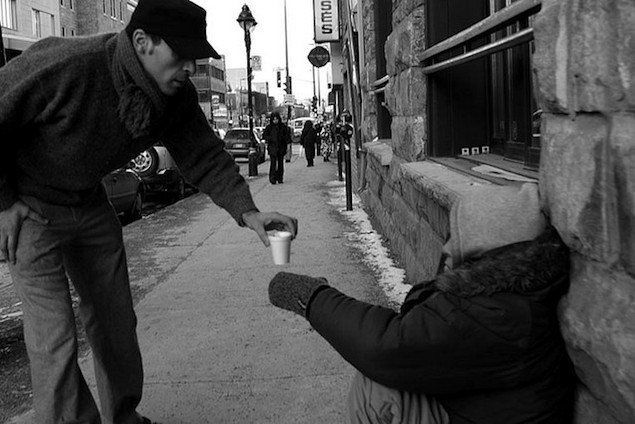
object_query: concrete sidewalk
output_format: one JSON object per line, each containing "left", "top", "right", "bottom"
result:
{"left": 11, "top": 148, "right": 392, "bottom": 424}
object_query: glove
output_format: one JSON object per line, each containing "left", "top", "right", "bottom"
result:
{"left": 268, "top": 272, "right": 329, "bottom": 317}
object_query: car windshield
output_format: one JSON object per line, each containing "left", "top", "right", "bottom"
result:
{"left": 226, "top": 130, "right": 251, "bottom": 140}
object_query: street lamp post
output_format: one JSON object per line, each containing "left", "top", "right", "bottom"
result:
{"left": 237, "top": 4, "right": 258, "bottom": 177}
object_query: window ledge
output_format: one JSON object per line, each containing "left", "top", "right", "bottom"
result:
{"left": 429, "top": 154, "right": 538, "bottom": 186}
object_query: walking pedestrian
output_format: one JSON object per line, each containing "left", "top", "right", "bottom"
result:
{"left": 269, "top": 184, "right": 575, "bottom": 424}
{"left": 263, "top": 112, "right": 292, "bottom": 184}
{"left": 314, "top": 122, "right": 323, "bottom": 156}
{"left": 300, "top": 120, "right": 318, "bottom": 167}
{"left": 0, "top": 1, "right": 297, "bottom": 423}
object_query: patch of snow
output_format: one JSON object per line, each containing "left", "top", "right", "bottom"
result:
{"left": 327, "top": 181, "right": 410, "bottom": 306}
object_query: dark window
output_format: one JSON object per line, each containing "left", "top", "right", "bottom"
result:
{"left": 196, "top": 64, "right": 209, "bottom": 76}
{"left": 197, "top": 90, "right": 210, "bottom": 102}
{"left": 426, "top": 0, "right": 540, "bottom": 169}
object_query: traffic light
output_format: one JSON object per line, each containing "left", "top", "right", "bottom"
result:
{"left": 276, "top": 70, "right": 281, "bottom": 88}
{"left": 284, "top": 76, "right": 292, "bottom": 94}
{"left": 311, "top": 96, "right": 318, "bottom": 113}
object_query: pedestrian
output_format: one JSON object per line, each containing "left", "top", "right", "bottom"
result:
{"left": 262, "top": 112, "right": 291, "bottom": 184}
{"left": 0, "top": 1, "right": 297, "bottom": 423}
{"left": 300, "top": 120, "right": 318, "bottom": 167}
{"left": 269, "top": 184, "right": 575, "bottom": 424}
{"left": 314, "top": 122, "right": 323, "bottom": 156}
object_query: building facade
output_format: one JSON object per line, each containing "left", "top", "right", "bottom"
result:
{"left": 334, "top": 0, "right": 634, "bottom": 423}
{"left": 1, "top": 0, "right": 135, "bottom": 60}
{"left": 1, "top": 0, "right": 60, "bottom": 60}
{"left": 191, "top": 56, "right": 229, "bottom": 129}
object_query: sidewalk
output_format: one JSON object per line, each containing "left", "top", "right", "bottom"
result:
{"left": 10, "top": 147, "right": 395, "bottom": 424}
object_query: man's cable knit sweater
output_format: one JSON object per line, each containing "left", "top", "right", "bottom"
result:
{"left": 0, "top": 32, "right": 257, "bottom": 223}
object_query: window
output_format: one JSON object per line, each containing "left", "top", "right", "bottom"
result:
{"left": 60, "top": 0, "right": 64, "bottom": 6}
{"left": 69, "top": 0, "right": 73, "bottom": 10}
{"left": 1, "top": 0, "right": 18, "bottom": 30}
{"left": 424, "top": 0, "right": 540, "bottom": 169}
{"left": 32, "top": 9, "right": 55, "bottom": 38}
{"left": 61, "top": 26, "right": 65, "bottom": 36}
{"left": 210, "top": 66, "right": 225, "bottom": 81}
{"left": 102, "top": 0, "right": 106, "bottom": 14}
{"left": 196, "top": 64, "right": 209, "bottom": 76}
{"left": 197, "top": 90, "right": 211, "bottom": 103}
{"left": 71, "top": 29, "right": 75, "bottom": 36}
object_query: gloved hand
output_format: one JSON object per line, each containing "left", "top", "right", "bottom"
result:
{"left": 268, "top": 272, "right": 329, "bottom": 317}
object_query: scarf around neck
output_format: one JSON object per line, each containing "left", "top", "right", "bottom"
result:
{"left": 109, "top": 31, "right": 167, "bottom": 138}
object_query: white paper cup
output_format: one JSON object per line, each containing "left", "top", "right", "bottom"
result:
{"left": 268, "top": 231, "right": 292, "bottom": 265}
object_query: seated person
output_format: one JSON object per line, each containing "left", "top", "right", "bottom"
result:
{"left": 268, "top": 184, "right": 575, "bottom": 424}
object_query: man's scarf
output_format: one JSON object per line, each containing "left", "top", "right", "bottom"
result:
{"left": 110, "top": 31, "right": 167, "bottom": 138}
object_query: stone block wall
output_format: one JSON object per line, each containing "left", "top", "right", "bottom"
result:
{"left": 360, "top": 0, "right": 378, "bottom": 143}
{"left": 384, "top": 0, "right": 427, "bottom": 160}
{"left": 533, "top": 0, "right": 634, "bottom": 422}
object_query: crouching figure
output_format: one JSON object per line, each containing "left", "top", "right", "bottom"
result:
{"left": 269, "top": 184, "right": 575, "bottom": 424}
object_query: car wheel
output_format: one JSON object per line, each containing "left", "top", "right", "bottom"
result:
{"left": 132, "top": 148, "right": 159, "bottom": 178}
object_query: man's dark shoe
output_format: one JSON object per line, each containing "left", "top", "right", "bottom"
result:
{"left": 270, "top": 180, "right": 277, "bottom": 185}
{"left": 278, "top": 180, "right": 284, "bottom": 184}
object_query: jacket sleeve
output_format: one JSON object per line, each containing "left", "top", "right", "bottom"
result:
{"left": 0, "top": 53, "right": 49, "bottom": 210}
{"left": 307, "top": 286, "right": 491, "bottom": 394}
{"left": 162, "top": 84, "right": 258, "bottom": 225}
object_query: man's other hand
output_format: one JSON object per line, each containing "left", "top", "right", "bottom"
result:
{"left": 242, "top": 211, "right": 298, "bottom": 247}
{"left": 0, "top": 201, "right": 48, "bottom": 264}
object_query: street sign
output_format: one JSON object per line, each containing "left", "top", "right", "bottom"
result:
{"left": 250, "top": 55, "right": 262, "bottom": 71}
{"left": 283, "top": 94, "right": 295, "bottom": 106}
{"left": 308, "top": 46, "right": 330, "bottom": 68}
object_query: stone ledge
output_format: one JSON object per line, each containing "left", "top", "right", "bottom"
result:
{"left": 363, "top": 140, "right": 393, "bottom": 166}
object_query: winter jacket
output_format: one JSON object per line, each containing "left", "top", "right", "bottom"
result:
{"left": 0, "top": 32, "right": 257, "bottom": 223}
{"left": 263, "top": 116, "right": 290, "bottom": 157}
{"left": 306, "top": 228, "right": 575, "bottom": 424}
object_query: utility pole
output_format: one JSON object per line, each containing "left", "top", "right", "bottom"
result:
{"left": 284, "top": 0, "right": 291, "bottom": 121}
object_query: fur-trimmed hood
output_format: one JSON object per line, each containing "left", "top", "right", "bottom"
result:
{"left": 407, "top": 227, "right": 570, "bottom": 307}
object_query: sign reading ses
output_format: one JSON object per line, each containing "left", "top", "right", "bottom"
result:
{"left": 313, "top": 0, "right": 340, "bottom": 43}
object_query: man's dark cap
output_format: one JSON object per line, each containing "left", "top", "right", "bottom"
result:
{"left": 127, "top": 0, "right": 220, "bottom": 59}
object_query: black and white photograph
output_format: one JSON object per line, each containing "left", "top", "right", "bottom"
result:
{"left": 0, "top": 0, "right": 633, "bottom": 423}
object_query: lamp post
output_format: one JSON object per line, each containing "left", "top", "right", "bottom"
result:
{"left": 237, "top": 4, "right": 258, "bottom": 177}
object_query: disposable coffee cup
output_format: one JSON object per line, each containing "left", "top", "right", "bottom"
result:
{"left": 268, "top": 231, "right": 292, "bottom": 265}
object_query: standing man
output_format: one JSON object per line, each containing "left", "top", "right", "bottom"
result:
{"left": 262, "top": 112, "right": 291, "bottom": 184}
{"left": 0, "top": 1, "right": 297, "bottom": 423}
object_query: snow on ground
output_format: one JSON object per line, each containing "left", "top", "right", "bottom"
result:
{"left": 326, "top": 180, "right": 410, "bottom": 306}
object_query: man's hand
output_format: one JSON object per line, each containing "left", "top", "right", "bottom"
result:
{"left": 0, "top": 201, "right": 48, "bottom": 264}
{"left": 242, "top": 210, "right": 298, "bottom": 247}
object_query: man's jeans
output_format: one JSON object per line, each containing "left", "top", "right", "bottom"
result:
{"left": 9, "top": 189, "right": 142, "bottom": 424}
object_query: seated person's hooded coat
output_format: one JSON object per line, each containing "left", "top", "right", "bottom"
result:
{"left": 269, "top": 184, "right": 575, "bottom": 424}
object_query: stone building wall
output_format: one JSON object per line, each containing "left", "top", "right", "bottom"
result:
{"left": 533, "top": 0, "right": 634, "bottom": 422}
{"left": 354, "top": 0, "right": 634, "bottom": 422}
{"left": 359, "top": 0, "right": 378, "bottom": 143}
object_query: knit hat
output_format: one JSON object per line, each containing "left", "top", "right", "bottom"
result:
{"left": 127, "top": 0, "right": 220, "bottom": 59}
{"left": 445, "top": 183, "right": 546, "bottom": 267}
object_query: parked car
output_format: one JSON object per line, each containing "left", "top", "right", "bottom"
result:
{"left": 291, "top": 117, "right": 315, "bottom": 143}
{"left": 131, "top": 145, "right": 187, "bottom": 199}
{"left": 102, "top": 168, "right": 144, "bottom": 223}
{"left": 223, "top": 128, "right": 266, "bottom": 163}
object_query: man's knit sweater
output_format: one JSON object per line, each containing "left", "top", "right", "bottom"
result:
{"left": 0, "top": 32, "right": 257, "bottom": 223}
